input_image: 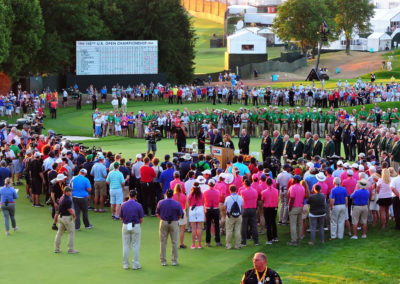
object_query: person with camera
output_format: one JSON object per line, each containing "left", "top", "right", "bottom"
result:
{"left": 0, "top": 178, "right": 18, "bottom": 236}
{"left": 145, "top": 123, "right": 157, "bottom": 157}
{"left": 120, "top": 189, "right": 144, "bottom": 270}
{"left": 156, "top": 188, "right": 184, "bottom": 266}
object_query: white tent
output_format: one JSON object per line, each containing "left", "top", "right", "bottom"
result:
{"left": 367, "top": 32, "right": 392, "bottom": 51}
{"left": 244, "top": 13, "right": 276, "bottom": 26}
{"left": 227, "top": 29, "right": 267, "bottom": 54}
{"left": 228, "top": 5, "right": 257, "bottom": 15}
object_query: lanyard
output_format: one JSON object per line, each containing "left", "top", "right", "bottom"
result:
{"left": 256, "top": 268, "right": 267, "bottom": 284}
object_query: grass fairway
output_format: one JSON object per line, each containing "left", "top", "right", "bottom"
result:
{"left": 2, "top": 101, "right": 400, "bottom": 283}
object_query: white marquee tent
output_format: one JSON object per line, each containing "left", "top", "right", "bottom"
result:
{"left": 227, "top": 29, "right": 267, "bottom": 54}
{"left": 367, "top": 32, "right": 392, "bottom": 51}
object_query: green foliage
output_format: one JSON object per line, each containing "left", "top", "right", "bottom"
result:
{"left": 0, "top": 0, "right": 44, "bottom": 79}
{"left": 0, "top": 0, "right": 12, "bottom": 65}
{"left": 335, "top": 0, "right": 375, "bottom": 55}
{"left": 273, "top": 0, "right": 337, "bottom": 55}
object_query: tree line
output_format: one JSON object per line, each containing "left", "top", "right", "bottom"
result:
{"left": 273, "top": 0, "right": 375, "bottom": 56}
{"left": 0, "top": 0, "right": 196, "bottom": 84}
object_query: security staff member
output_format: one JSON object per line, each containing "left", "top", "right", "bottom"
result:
{"left": 54, "top": 186, "right": 79, "bottom": 254}
{"left": 156, "top": 189, "right": 184, "bottom": 266}
{"left": 241, "top": 252, "right": 282, "bottom": 284}
{"left": 120, "top": 190, "right": 144, "bottom": 270}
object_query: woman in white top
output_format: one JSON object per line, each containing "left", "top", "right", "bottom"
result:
{"left": 376, "top": 168, "right": 393, "bottom": 229}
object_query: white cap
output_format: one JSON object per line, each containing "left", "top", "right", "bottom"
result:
{"left": 196, "top": 176, "right": 206, "bottom": 184}
{"left": 358, "top": 153, "right": 365, "bottom": 158}
{"left": 337, "top": 160, "right": 343, "bottom": 166}
{"left": 347, "top": 169, "right": 354, "bottom": 176}
{"left": 202, "top": 170, "right": 211, "bottom": 175}
{"left": 56, "top": 174, "right": 66, "bottom": 181}
{"left": 136, "top": 154, "right": 142, "bottom": 159}
{"left": 34, "top": 152, "right": 42, "bottom": 158}
{"left": 80, "top": 168, "right": 87, "bottom": 174}
{"left": 306, "top": 162, "right": 314, "bottom": 168}
{"left": 351, "top": 163, "right": 359, "bottom": 169}
{"left": 358, "top": 165, "right": 364, "bottom": 172}
{"left": 343, "top": 163, "right": 350, "bottom": 169}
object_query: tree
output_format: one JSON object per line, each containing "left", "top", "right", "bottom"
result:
{"left": 34, "top": 0, "right": 110, "bottom": 74}
{"left": 0, "top": 0, "right": 44, "bottom": 80}
{"left": 273, "top": 0, "right": 337, "bottom": 57}
{"left": 91, "top": 0, "right": 196, "bottom": 83}
{"left": 335, "top": 0, "right": 374, "bottom": 55}
{"left": 0, "top": 0, "right": 12, "bottom": 65}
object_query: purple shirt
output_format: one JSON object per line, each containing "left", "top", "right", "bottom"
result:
{"left": 156, "top": 198, "right": 184, "bottom": 221}
{"left": 120, "top": 200, "right": 144, "bottom": 224}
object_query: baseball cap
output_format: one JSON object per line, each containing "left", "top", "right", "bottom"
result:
{"left": 114, "top": 161, "right": 120, "bottom": 168}
{"left": 136, "top": 154, "right": 142, "bottom": 159}
{"left": 80, "top": 168, "right": 87, "bottom": 174}
{"left": 64, "top": 186, "right": 73, "bottom": 192}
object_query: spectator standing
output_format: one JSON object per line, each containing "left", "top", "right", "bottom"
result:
{"left": 240, "top": 179, "right": 259, "bottom": 246}
{"left": 90, "top": 154, "right": 108, "bottom": 212}
{"left": 330, "top": 178, "right": 348, "bottom": 240}
{"left": 204, "top": 179, "right": 221, "bottom": 247}
{"left": 376, "top": 168, "right": 393, "bottom": 230}
{"left": 350, "top": 179, "right": 370, "bottom": 239}
{"left": 188, "top": 182, "right": 205, "bottom": 249}
{"left": 288, "top": 175, "right": 307, "bottom": 246}
{"left": 71, "top": 169, "right": 92, "bottom": 230}
{"left": 106, "top": 162, "right": 125, "bottom": 220}
{"left": 172, "top": 183, "right": 187, "bottom": 249}
{"left": 224, "top": 185, "right": 243, "bottom": 249}
{"left": 156, "top": 189, "right": 183, "bottom": 266}
{"left": 140, "top": 157, "right": 157, "bottom": 216}
{"left": 120, "top": 190, "right": 144, "bottom": 270}
{"left": 307, "top": 184, "right": 326, "bottom": 245}
{"left": 0, "top": 178, "right": 18, "bottom": 235}
{"left": 261, "top": 178, "right": 279, "bottom": 245}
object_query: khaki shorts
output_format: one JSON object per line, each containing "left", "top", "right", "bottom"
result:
{"left": 123, "top": 186, "right": 130, "bottom": 199}
{"left": 178, "top": 210, "right": 187, "bottom": 226}
{"left": 94, "top": 181, "right": 107, "bottom": 197}
{"left": 352, "top": 205, "right": 368, "bottom": 225}
{"left": 302, "top": 204, "right": 309, "bottom": 219}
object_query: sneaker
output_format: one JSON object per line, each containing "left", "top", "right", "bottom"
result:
{"left": 114, "top": 216, "right": 120, "bottom": 221}
{"left": 100, "top": 209, "right": 107, "bottom": 213}
{"left": 287, "top": 241, "right": 298, "bottom": 246}
{"left": 123, "top": 265, "right": 129, "bottom": 270}
{"left": 94, "top": 209, "right": 99, "bottom": 213}
{"left": 254, "top": 243, "right": 259, "bottom": 246}
{"left": 88, "top": 206, "right": 95, "bottom": 211}
{"left": 36, "top": 204, "right": 44, "bottom": 208}
{"left": 68, "top": 249, "right": 79, "bottom": 254}
{"left": 191, "top": 245, "right": 196, "bottom": 249}
{"left": 351, "top": 236, "right": 358, "bottom": 240}
{"left": 132, "top": 265, "right": 142, "bottom": 270}
{"left": 161, "top": 262, "right": 167, "bottom": 266}
{"left": 75, "top": 228, "right": 80, "bottom": 231}
{"left": 272, "top": 238, "right": 279, "bottom": 243}
{"left": 85, "top": 225, "right": 93, "bottom": 229}
{"left": 241, "top": 243, "right": 247, "bottom": 247}
{"left": 361, "top": 234, "right": 367, "bottom": 239}
{"left": 197, "top": 244, "right": 203, "bottom": 249}
{"left": 5, "top": 231, "right": 9, "bottom": 236}
{"left": 54, "top": 249, "right": 61, "bottom": 253}
{"left": 216, "top": 242, "right": 222, "bottom": 247}
{"left": 265, "top": 241, "right": 273, "bottom": 245}
{"left": 179, "top": 244, "right": 187, "bottom": 249}
{"left": 13, "top": 226, "right": 18, "bottom": 232}
{"left": 172, "top": 261, "right": 178, "bottom": 266}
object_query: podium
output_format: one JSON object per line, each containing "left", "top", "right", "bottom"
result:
{"left": 211, "top": 146, "right": 235, "bottom": 169}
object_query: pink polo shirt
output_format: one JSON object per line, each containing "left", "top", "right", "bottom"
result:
{"left": 215, "top": 181, "right": 228, "bottom": 203}
{"left": 342, "top": 178, "right": 357, "bottom": 195}
{"left": 234, "top": 175, "right": 243, "bottom": 191}
{"left": 251, "top": 182, "right": 264, "bottom": 198}
{"left": 204, "top": 188, "right": 220, "bottom": 208}
{"left": 173, "top": 193, "right": 187, "bottom": 210}
{"left": 240, "top": 187, "right": 258, "bottom": 209}
{"left": 261, "top": 187, "right": 279, "bottom": 208}
{"left": 188, "top": 192, "right": 204, "bottom": 207}
{"left": 170, "top": 179, "right": 185, "bottom": 191}
{"left": 325, "top": 176, "right": 334, "bottom": 195}
{"left": 289, "top": 184, "right": 305, "bottom": 208}
{"left": 316, "top": 181, "right": 329, "bottom": 197}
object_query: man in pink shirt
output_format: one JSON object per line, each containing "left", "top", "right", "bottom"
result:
{"left": 170, "top": 172, "right": 185, "bottom": 192}
{"left": 240, "top": 179, "right": 259, "bottom": 246}
{"left": 204, "top": 179, "right": 222, "bottom": 247}
{"left": 215, "top": 175, "right": 229, "bottom": 235}
{"left": 288, "top": 175, "right": 308, "bottom": 246}
{"left": 342, "top": 169, "right": 357, "bottom": 224}
{"left": 261, "top": 178, "right": 279, "bottom": 244}
{"left": 252, "top": 175, "right": 265, "bottom": 235}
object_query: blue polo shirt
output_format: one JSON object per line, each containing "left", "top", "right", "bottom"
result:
{"left": 90, "top": 162, "right": 107, "bottom": 182}
{"left": 156, "top": 198, "right": 184, "bottom": 221}
{"left": 120, "top": 199, "right": 144, "bottom": 224}
{"left": 228, "top": 162, "right": 250, "bottom": 176}
{"left": 159, "top": 168, "right": 174, "bottom": 193}
{"left": 71, "top": 175, "right": 91, "bottom": 198}
{"left": 351, "top": 189, "right": 370, "bottom": 206}
{"left": 330, "top": 186, "right": 348, "bottom": 205}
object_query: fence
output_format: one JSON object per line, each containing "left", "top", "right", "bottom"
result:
{"left": 181, "top": 0, "right": 228, "bottom": 24}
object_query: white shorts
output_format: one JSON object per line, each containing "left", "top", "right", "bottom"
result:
{"left": 115, "top": 124, "right": 121, "bottom": 132}
{"left": 189, "top": 206, "right": 204, "bottom": 222}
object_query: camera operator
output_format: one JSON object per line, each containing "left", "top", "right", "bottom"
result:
{"left": 145, "top": 123, "right": 157, "bottom": 157}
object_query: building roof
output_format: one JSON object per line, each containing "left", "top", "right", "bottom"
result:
{"left": 371, "top": 7, "right": 400, "bottom": 32}
{"left": 227, "top": 29, "right": 266, "bottom": 41}
{"left": 367, "top": 32, "right": 391, "bottom": 40}
{"left": 244, "top": 13, "right": 276, "bottom": 25}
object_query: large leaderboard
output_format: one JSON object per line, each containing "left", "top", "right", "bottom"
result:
{"left": 76, "top": 40, "right": 158, "bottom": 75}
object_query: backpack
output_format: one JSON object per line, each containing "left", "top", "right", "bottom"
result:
{"left": 229, "top": 195, "right": 241, "bottom": 218}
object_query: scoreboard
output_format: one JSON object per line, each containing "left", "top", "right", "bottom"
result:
{"left": 76, "top": 40, "right": 158, "bottom": 75}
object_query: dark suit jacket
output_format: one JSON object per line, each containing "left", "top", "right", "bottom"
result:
{"left": 283, "top": 140, "right": 293, "bottom": 160}
{"left": 342, "top": 124, "right": 351, "bottom": 145}
{"left": 323, "top": 140, "right": 335, "bottom": 158}
{"left": 261, "top": 136, "right": 272, "bottom": 157}
{"left": 271, "top": 136, "right": 284, "bottom": 157}
{"left": 304, "top": 138, "right": 314, "bottom": 159}
{"left": 238, "top": 135, "right": 250, "bottom": 154}
{"left": 212, "top": 133, "right": 223, "bottom": 146}
{"left": 293, "top": 141, "right": 304, "bottom": 159}
{"left": 331, "top": 126, "right": 342, "bottom": 143}
{"left": 312, "top": 140, "right": 323, "bottom": 157}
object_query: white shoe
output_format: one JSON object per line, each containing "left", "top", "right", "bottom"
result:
{"left": 361, "top": 234, "right": 367, "bottom": 239}
{"left": 265, "top": 241, "right": 273, "bottom": 245}
{"left": 351, "top": 236, "right": 358, "bottom": 239}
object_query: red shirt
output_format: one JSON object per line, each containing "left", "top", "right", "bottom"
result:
{"left": 204, "top": 188, "right": 220, "bottom": 208}
{"left": 140, "top": 165, "right": 156, "bottom": 182}
{"left": 240, "top": 187, "right": 258, "bottom": 209}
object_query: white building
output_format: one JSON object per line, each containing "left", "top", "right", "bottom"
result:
{"left": 227, "top": 29, "right": 267, "bottom": 54}
{"left": 244, "top": 12, "right": 276, "bottom": 26}
{"left": 372, "top": 0, "right": 400, "bottom": 9}
{"left": 367, "top": 32, "right": 392, "bottom": 51}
